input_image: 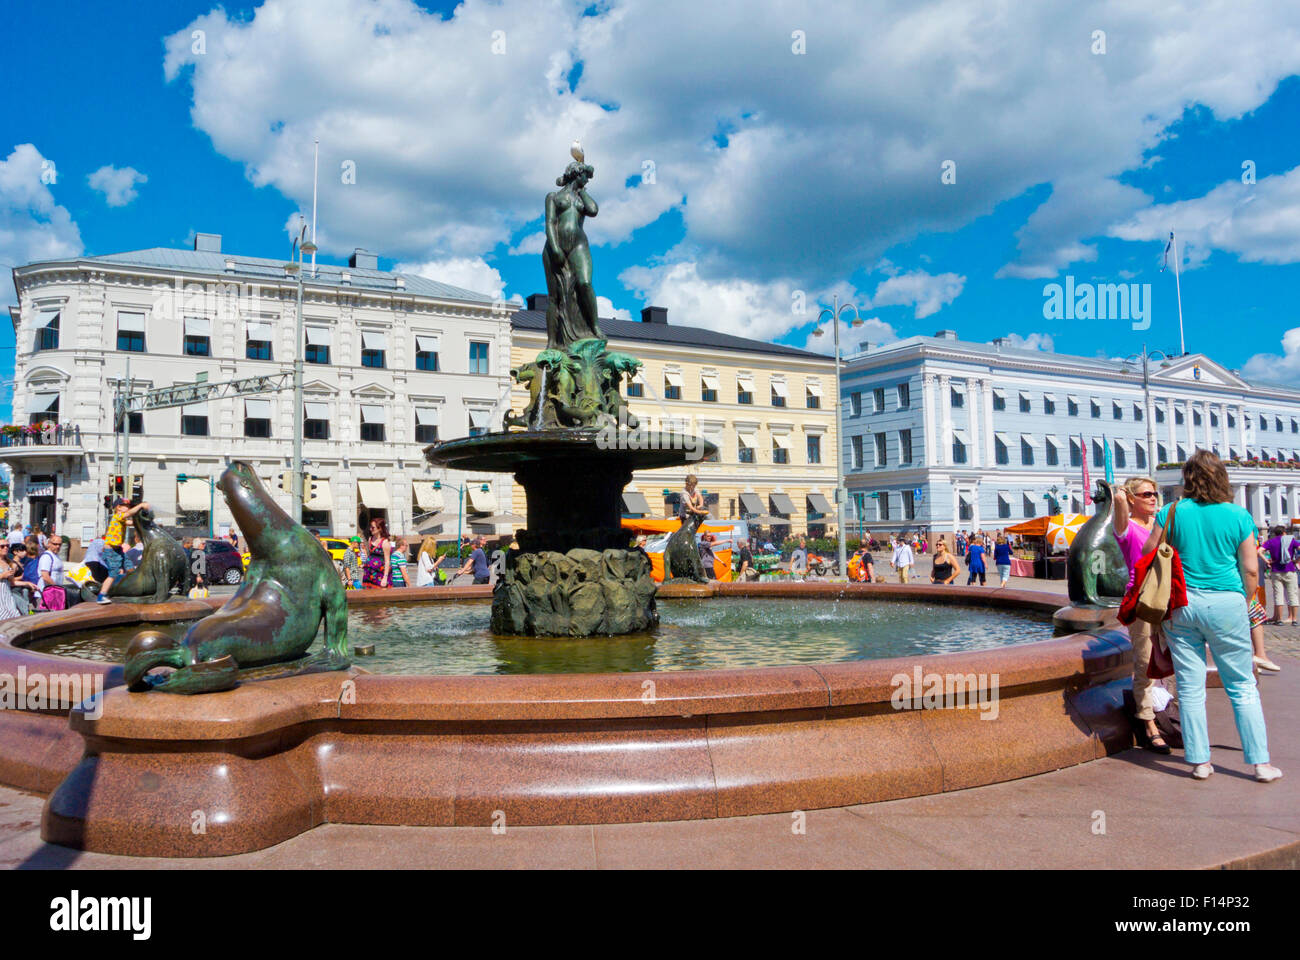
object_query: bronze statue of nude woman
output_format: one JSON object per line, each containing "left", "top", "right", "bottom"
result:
{"left": 543, "top": 158, "right": 602, "bottom": 349}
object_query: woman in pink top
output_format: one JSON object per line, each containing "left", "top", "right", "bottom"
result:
{"left": 1112, "top": 475, "right": 1171, "bottom": 753}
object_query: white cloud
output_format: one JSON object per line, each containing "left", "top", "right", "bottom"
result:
{"left": 395, "top": 256, "right": 505, "bottom": 300}
{"left": 1243, "top": 327, "right": 1300, "bottom": 386}
{"left": 1109, "top": 166, "right": 1300, "bottom": 269}
{"left": 0, "top": 144, "right": 83, "bottom": 305}
{"left": 801, "top": 316, "right": 898, "bottom": 356}
{"left": 87, "top": 164, "right": 147, "bottom": 207}
{"left": 870, "top": 270, "right": 965, "bottom": 319}
{"left": 162, "top": 0, "right": 1300, "bottom": 292}
{"left": 507, "top": 232, "right": 545, "bottom": 257}
{"left": 596, "top": 296, "right": 632, "bottom": 321}
{"left": 1005, "top": 332, "right": 1055, "bottom": 352}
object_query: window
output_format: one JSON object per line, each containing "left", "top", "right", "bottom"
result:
{"left": 415, "top": 335, "right": 440, "bottom": 371}
{"left": 304, "top": 401, "right": 330, "bottom": 441}
{"left": 878, "top": 491, "right": 891, "bottom": 521}
{"left": 896, "top": 382, "right": 910, "bottom": 409}
{"left": 1092, "top": 440, "right": 1104, "bottom": 468}
{"left": 1021, "top": 438, "right": 1034, "bottom": 466}
{"left": 1193, "top": 409, "right": 1202, "bottom": 426}
{"left": 806, "top": 434, "right": 821, "bottom": 463}
{"left": 951, "top": 387, "right": 964, "bottom": 408}
{"left": 998, "top": 495, "right": 1011, "bottom": 520}
{"left": 1090, "top": 400, "right": 1101, "bottom": 418}
{"left": 117, "top": 311, "right": 145, "bottom": 352}
{"left": 738, "top": 433, "right": 756, "bottom": 464}
{"left": 468, "top": 410, "right": 491, "bottom": 438}
{"left": 874, "top": 387, "right": 886, "bottom": 413}
{"left": 1134, "top": 403, "right": 1143, "bottom": 422}
{"left": 874, "top": 432, "right": 887, "bottom": 467}
{"left": 958, "top": 497, "right": 971, "bottom": 521}
{"left": 1158, "top": 443, "right": 1168, "bottom": 463}
{"left": 27, "top": 392, "right": 59, "bottom": 426}
{"left": 305, "top": 327, "right": 331, "bottom": 364}
{"left": 1210, "top": 410, "right": 1218, "bottom": 427}
{"left": 184, "top": 334, "right": 210, "bottom": 356}
{"left": 851, "top": 435, "right": 863, "bottom": 470}
{"left": 664, "top": 375, "right": 682, "bottom": 401}
{"left": 1136, "top": 443, "right": 1147, "bottom": 469}
{"left": 1046, "top": 439, "right": 1059, "bottom": 466}
{"left": 1020, "top": 393, "right": 1031, "bottom": 413}
{"left": 773, "top": 438, "right": 790, "bottom": 464}
{"left": 952, "top": 437, "right": 967, "bottom": 464}
{"left": 995, "top": 436, "right": 1009, "bottom": 465}
{"left": 34, "top": 310, "right": 60, "bottom": 351}
{"left": 1156, "top": 406, "right": 1165, "bottom": 423}
{"left": 1023, "top": 494, "right": 1036, "bottom": 519}
{"left": 1114, "top": 444, "right": 1127, "bottom": 469}
{"left": 849, "top": 391, "right": 861, "bottom": 417}
{"left": 701, "top": 374, "right": 719, "bottom": 403}
{"left": 243, "top": 399, "right": 272, "bottom": 438}
{"left": 1068, "top": 397, "right": 1079, "bottom": 416}
{"left": 469, "top": 341, "right": 490, "bottom": 375}
{"left": 626, "top": 379, "right": 644, "bottom": 398}
{"left": 1044, "top": 396, "right": 1056, "bottom": 415}
{"left": 1260, "top": 416, "right": 1268, "bottom": 431}
{"left": 246, "top": 338, "right": 272, "bottom": 360}
{"left": 125, "top": 412, "right": 143, "bottom": 435}
{"left": 1070, "top": 438, "right": 1082, "bottom": 467}
{"left": 737, "top": 377, "right": 754, "bottom": 404}
{"left": 805, "top": 387, "right": 819, "bottom": 409}
{"left": 899, "top": 429, "right": 913, "bottom": 465}
{"left": 1277, "top": 417, "right": 1285, "bottom": 432}
{"left": 902, "top": 490, "right": 915, "bottom": 520}
{"left": 771, "top": 382, "right": 787, "bottom": 407}
{"left": 360, "top": 405, "right": 386, "bottom": 442}
{"left": 1176, "top": 444, "right": 1186, "bottom": 461}
{"left": 993, "top": 392, "right": 1006, "bottom": 411}
{"left": 1112, "top": 401, "right": 1122, "bottom": 420}
{"left": 1228, "top": 412, "right": 1235, "bottom": 428}
{"left": 180, "top": 404, "right": 208, "bottom": 436}
{"left": 361, "top": 331, "right": 387, "bottom": 368}
{"left": 414, "top": 408, "right": 439, "bottom": 444}
{"left": 1175, "top": 408, "right": 1184, "bottom": 425}
{"left": 1292, "top": 419, "right": 1298, "bottom": 434}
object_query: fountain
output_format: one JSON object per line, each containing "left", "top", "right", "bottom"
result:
{"left": 428, "top": 148, "right": 714, "bottom": 636}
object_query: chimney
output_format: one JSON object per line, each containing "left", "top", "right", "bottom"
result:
{"left": 194, "top": 233, "right": 221, "bottom": 253}
{"left": 991, "top": 336, "right": 1010, "bottom": 350}
{"left": 934, "top": 329, "right": 957, "bottom": 340}
{"left": 349, "top": 248, "right": 378, "bottom": 270}
{"left": 526, "top": 293, "right": 549, "bottom": 312}
{"left": 641, "top": 305, "right": 668, "bottom": 325}
{"left": 857, "top": 340, "right": 873, "bottom": 354}
{"left": 394, "top": 276, "right": 405, "bottom": 289}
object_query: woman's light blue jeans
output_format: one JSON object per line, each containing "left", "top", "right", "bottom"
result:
{"left": 1164, "top": 588, "right": 1270, "bottom": 766}
{"left": 997, "top": 563, "right": 1010, "bottom": 585}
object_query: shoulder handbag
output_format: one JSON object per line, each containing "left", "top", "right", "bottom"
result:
{"left": 1118, "top": 500, "right": 1186, "bottom": 626}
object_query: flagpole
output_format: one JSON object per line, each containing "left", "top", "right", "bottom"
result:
{"left": 311, "top": 138, "right": 319, "bottom": 278}
{"left": 1171, "top": 231, "right": 1185, "bottom": 355}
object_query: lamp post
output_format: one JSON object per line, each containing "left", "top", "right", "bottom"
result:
{"left": 285, "top": 220, "right": 317, "bottom": 523}
{"left": 1122, "top": 344, "right": 1174, "bottom": 474}
{"left": 1042, "top": 484, "right": 1060, "bottom": 516}
{"left": 176, "top": 473, "right": 215, "bottom": 538}
{"left": 813, "top": 295, "right": 864, "bottom": 579}
{"left": 432, "top": 479, "right": 490, "bottom": 560}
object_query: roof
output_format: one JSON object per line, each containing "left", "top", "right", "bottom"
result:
{"left": 510, "top": 309, "right": 827, "bottom": 360}
{"left": 32, "top": 247, "right": 497, "bottom": 304}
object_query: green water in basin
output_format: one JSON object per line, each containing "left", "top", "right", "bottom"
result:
{"left": 23, "top": 598, "right": 1050, "bottom": 675}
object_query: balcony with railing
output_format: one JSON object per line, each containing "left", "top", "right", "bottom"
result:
{"left": 0, "top": 422, "right": 83, "bottom": 457}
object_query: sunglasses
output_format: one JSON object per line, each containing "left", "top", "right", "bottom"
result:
{"left": 1133, "top": 491, "right": 1159, "bottom": 499}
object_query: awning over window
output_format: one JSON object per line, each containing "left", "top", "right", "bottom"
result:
{"left": 1043, "top": 393, "right": 1057, "bottom": 403}
{"left": 465, "top": 484, "right": 497, "bottom": 513}
{"left": 1111, "top": 437, "right": 1129, "bottom": 451}
{"left": 772, "top": 433, "right": 792, "bottom": 450}
{"left": 771, "top": 379, "right": 789, "bottom": 398}
{"left": 117, "top": 311, "right": 145, "bottom": 332}
{"left": 737, "top": 430, "right": 758, "bottom": 448}
{"left": 246, "top": 320, "right": 273, "bottom": 341}
{"left": 1020, "top": 433, "right": 1040, "bottom": 448}
{"left": 357, "top": 479, "right": 390, "bottom": 508}
{"left": 997, "top": 491, "right": 1011, "bottom": 505}
{"left": 1019, "top": 391, "right": 1032, "bottom": 402}
{"left": 622, "top": 491, "right": 651, "bottom": 515}
{"left": 994, "top": 431, "right": 1011, "bottom": 445}
{"left": 740, "top": 492, "right": 764, "bottom": 515}
{"left": 415, "top": 335, "right": 440, "bottom": 353}
{"left": 701, "top": 371, "right": 720, "bottom": 390}
{"left": 360, "top": 404, "right": 386, "bottom": 424}
{"left": 26, "top": 392, "right": 59, "bottom": 413}
{"left": 177, "top": 478, "right": 210, "bottom": 511}
{"left": 1067, "top": 394, "right": 1080, "bottom": 404}
{"left": 305, "top": 477, "right": 332, "bottom": 510}
{"left": 1045, "top": 435, "right": 1061, "bottom": 448}
{"left": 664, "top": 370, "right": 684, "bottom": 388}
{"left": 991, "top": 388, "right": 1006, "bottom": 400}
{"left": 304, "top": 401, "right": 330, "bottom": 420}
{"left": 244, "top": 398, "right": 272, "bottom": 419}
{"left": 305, "top": 325, "right": 331, "bottom": 346}
{"left": 184, "top": 316, "right": 211, "bottom": 337}
{"left": 467, "top": 409, "right": 491, "bottom": 429}
{"left": 770, "top": 492, "right": 795, "bottom": 515}
{"left": 807, "top": 492, "right": 833, "bottom": 514}
{"left": 36, "top": 310, "right": 59, "bottom": 328}
{"left": 182, "top": 402, "right": 207, "bottom": 417}
{"left": 806, "top": 381, "right": 824, "bottom": 397}
{"left": 951, "top": 429, "right": 969, "bottom": 444}
{"left": 412, "top": 481, "right": 442, "bottom": 511}
{"left": 737, "top": 374, "right": 755, "bottom": 392}
{"left": 361, "top": 330, "right": 387, "bottom": 350}
{"left": 415, "top": 407, "right": 440, "bottom": 425}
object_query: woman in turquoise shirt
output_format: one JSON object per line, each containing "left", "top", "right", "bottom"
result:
{"left": 1142, "top": 451, "right": 1282, "bottom": 783}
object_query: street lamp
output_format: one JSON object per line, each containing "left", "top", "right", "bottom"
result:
{"left": 432, "top": 479, "right": 491, "bottom": 559}
{"left": 1121, "top": 344, "right": 1174, "bottom": 473}
{"left": 813, "top": 295, "right": 864, "bottom": 578}
{"left": 285, "top": 219, "right": 317, "bottom": 522}
{"left": 175, "top": 472, "right": 215, "bottom": 538}
{"left": 1042, "top": 484, "right": 1060, "bottom": 516}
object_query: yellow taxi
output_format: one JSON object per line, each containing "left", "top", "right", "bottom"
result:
{"left": 240, "top": 536, "right": 350, "bottom": 570}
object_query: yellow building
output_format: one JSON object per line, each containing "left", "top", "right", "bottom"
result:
{"left": 509, "top": 297, "right": 839, "bottom": 535}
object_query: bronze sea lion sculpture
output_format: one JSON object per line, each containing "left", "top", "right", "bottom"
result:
{"left": 664, "top": 510, "right": 708, "bottom": 583}
{"left": 124, "top": 460, "right": 349, "bottom": 694}
{"left": 1067, "top": 479, "right": 1131, "bottom": 608}
{"left": 98, "top": 507, "right": 191, "bottom": 604}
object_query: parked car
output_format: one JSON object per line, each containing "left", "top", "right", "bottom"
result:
{"left": 204, "top": 539, "right": 245, "bottom": 585}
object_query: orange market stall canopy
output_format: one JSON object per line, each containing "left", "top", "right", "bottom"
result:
{"left": 620, "top": 517, "right": 733, "bottom": 581}
{"left": 1004, "top": 513, "right": 1086, "bottom": 545}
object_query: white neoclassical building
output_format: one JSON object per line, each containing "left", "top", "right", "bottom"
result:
{"left": 4, "top": 234, "right": 514, "bottom": 548}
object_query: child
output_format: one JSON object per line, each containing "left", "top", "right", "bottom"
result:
{"left": 188, "top": 573, "right": 209, "bottom": 599}
{"left": 97, "top": 498, "right": 149, "bottom": 604}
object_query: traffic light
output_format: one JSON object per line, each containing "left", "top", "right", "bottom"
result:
{"left": 279, "top": 472, "right": 293, "bottom": 493}
{"left": 306, "top": 476, "right": 323, "bottom": 503}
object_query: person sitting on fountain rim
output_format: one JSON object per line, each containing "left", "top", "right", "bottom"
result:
{"left": 458, "top": 536, "right": 491, "bottom": 585}
{"left": 96, "top": 497, "right": 149, "bottom": 604}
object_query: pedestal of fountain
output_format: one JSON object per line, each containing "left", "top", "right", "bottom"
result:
{"left": 426, "top": 427, "right": 715, "bottom": 636}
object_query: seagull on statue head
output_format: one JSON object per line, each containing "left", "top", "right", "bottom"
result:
{"left": 571, "top": 140, "right": 584, "bottom": 163}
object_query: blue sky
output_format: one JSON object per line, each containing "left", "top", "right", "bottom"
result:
{"left": 6, "top": 0, "right": 1300, "bottom": 421}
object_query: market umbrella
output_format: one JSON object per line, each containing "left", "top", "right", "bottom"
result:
{"left": 1045, "top": 513, "right": 1087, "bottom": 550}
